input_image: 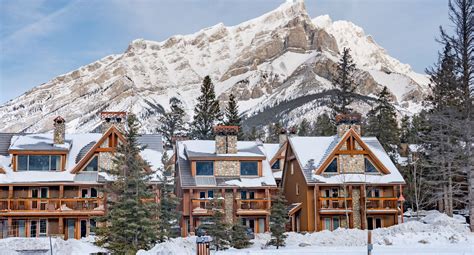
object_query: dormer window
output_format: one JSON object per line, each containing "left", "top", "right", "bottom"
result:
{"left": 196, "top": 161, "right": 214, "bottom": 176}
{"left": 17, "top": 155, "right": 61, "bottom": 171}
{"left": 323, "top": 158, "right": 338, "bottom": 173}
{"left": 271, "top": 160, "right": 280, "bottom": 170}
{"left": 365, "top": 158, "right": 378, "bottom": 173}
{"left": 240, "top": 161, "right": 258, "bottom": 176}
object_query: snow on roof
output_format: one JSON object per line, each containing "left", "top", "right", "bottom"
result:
{"left": 182, "top": 140, "right": 265, "bottom": 157}
{"left": 262, "top": 143, "right": 281, "bottom": 160}
{"left": 10, "top": 134, "right": 73, "bottom": 151}
{"left": 289, "top": 135, "right": 405, "bottom": 184}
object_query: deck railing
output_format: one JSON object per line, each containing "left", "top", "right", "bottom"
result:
{"left": 236, "top": 199, "right": 270, "bottom": 211}
{"left": 366, "top": 197, "right": 398, "bottom": 210}
{"left": 0, "top": 198, "right": 104, "bottom": 212}
{"left": 319, "top": 197, "right": 353, "bottom": 210}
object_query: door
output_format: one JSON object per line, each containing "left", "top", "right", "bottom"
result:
{"left": 30, "top": 220, "right": 37, "bottom": 237}
{"left": 40, "top": 188, "right": 48, "bottom": 210}
{"left": 258, "top": 218, "right": 265, "bottom": 233}
{"left": 18, "top": 220, "right": 26, "bottom": 237}
{"left": 296, "top": 214, "right": 301, "bottom": 232}
{"left": 375, "top": 218, "right": 382, "bottom": 229}
{"left": 67, "top": 219, "right": 75, "bottom": 239}
{"left": 333, "top": 217, "right": 340, "bottom": 230}
{"left": 80, "top": 219, "right": 87, "bottom": 238}
{"left": 367, "top": 217, "right": 374, "bottom": 230}
{"left": 248, "top": 219, "right": 255, "bottom": 233}
{"left": 323, "top": 218, "right": 331, "bottom": 231}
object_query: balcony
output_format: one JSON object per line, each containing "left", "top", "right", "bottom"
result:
{"left": 319, "top": 197, "right": 353, "bottom": 212}
{"left": 0, "top": 198, "right": 105, "bottom": 216}
{"left": 366, "top": 197, "right": 398, "bottom": 212}
{"left": 236, "top": 199, "right": 270, "bottom": 215}
{"left": 191, "top": 198, "right": 224, "bottom": 215}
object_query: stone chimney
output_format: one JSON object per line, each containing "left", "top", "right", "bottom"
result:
{"left": 335, "top": 113, "right": 362, "bottom": 137}
{"left": 214, "top": 126, "right": 239, "bottom": 154}
{"left": 53, "top": 116, "right": 66, "bottom": 144}
{"left": 100, "top": 112, "right": 127, "bottom": 133}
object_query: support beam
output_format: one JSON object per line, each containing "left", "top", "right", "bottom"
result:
{"left": 314, "top": 186, "right": 319, "bottom": 231}
{"left": 189, "top": 189, "right": 194, "bottom": 235}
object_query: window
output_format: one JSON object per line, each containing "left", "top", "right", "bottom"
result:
{"left": 84, "top": 156, "right": 98, "bottom": 172}
{"left": 241, "top": 191, "right": 247, "bottom": 199}
{"left": 240, "top": 161, "right": 258, "bottom": 176}
{"left": 271, "top": 160, "right": 280, "bottom": 170}
{"left": 16, "top": 155, "right": 62, "bottom": 171}
{"left": 365, "top": 158, "right": 378, "bottom": 173}
{"left": 324, "top": 158, "right": 338, "bottom": 173}
{"left": 296, "top": 183, "right": 300, "bottom": 196}
{"left": 196, "top": 161, "right": 214, "bottom": 176}
{"left": 333, "top": 218, "right": 340, "bottom": 230}
{"left": 39, "top": 219, "right": 47, "bottom": 237}
{"left": 207, "top": 190, "right": 214, "bottom": 198}
{"left": 290, "top": 162, "right": 294, "bottom": 175}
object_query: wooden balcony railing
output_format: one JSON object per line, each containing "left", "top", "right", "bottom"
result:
{"left": 191, "top": 199, "right": 224, "bottom": 215}
{"left": 319, "top": 197, "right": 353, "bottom": 210}
{"left": 237, "top": 199, "right": 270, "bottom": 211}
{"left": 366, "top": 197, "right": 398, "bottom": 210}
{"left": 0, "top": 198, "right": 104, "bottom": 213}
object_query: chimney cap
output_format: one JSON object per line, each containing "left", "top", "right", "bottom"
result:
{"left": 53, "top": 116, "right": 65, "bottom": 124}
{"left": 335, "top": 113, "right": 361, "bottom": 125}
{"left": 100, "top": 111, "right": 127, "bottom": 118}
{"left": 214, "top": 125, "right": 239, "bottom": 135}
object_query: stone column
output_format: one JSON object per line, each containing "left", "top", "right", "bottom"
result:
{"left": 224, "top": 191, "right": 234, "bottom": 224}
{"left": 352, "top": 188, "right": 361, "bottom": 229}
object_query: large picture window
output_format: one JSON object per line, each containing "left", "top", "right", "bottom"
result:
{"left": 17, "top": 155, "right": 61, "bottom": 171}
{"left": 240, "top": 161, "right": 258, "bottom": 176}
{"left": 196, "top": 161, "right": 214, "bottom": 176}
{"left": 84, "top": 156, "right": 98, "bottom": 172}
{"left": 365, "top": 158, "right": 378, "bottom": 173}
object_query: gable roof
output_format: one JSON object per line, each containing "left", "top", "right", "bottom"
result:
{"left": 176, "top": 140, "right": 277, "bottom": 188}
{"left": 287, "top": 130, "right": 405, "bottom": 185}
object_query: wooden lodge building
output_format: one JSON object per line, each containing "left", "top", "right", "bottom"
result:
{"left": 174, "top": 126, "right": 282, "bottom": 237}
{"left": 281, "top": 114, "right": 405, "bottom": 232}
{"left": 0, "top": 112, "right": 163, "bottom": 239}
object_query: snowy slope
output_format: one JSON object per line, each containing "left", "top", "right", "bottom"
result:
{"left": 0, "top": 0, "right": 429, "bottom": 133}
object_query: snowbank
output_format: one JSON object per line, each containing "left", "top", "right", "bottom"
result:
{"left": 140, "top": 210, "right": 472, "bottom": 255}
{"left": 0, "top": 237, "right": 106, "bottom": 255}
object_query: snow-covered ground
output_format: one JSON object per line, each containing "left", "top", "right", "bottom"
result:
{"left": 0, "top": 211, "right": 471, "bottom": 254}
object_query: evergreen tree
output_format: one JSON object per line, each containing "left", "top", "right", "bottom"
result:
{"left": 269, "top": 190, "right": 287, "bottom": 249}
{"left": 207, "top": 205, "right": 230, "bottom": 251}
{"left": 400, "top": 115, "right": 411, "bottom": 144}
{"left": 157, "top": 151, "right": 181, "bottom": 242}
{"left": 246, "top": 126, "right": 264, "bottom": 141}
{"left": 297, "top": 118, "right": 310, "bottom": 136}
{"left": 191, "top": 76, "right": 222, "bottom": 139}
{"left": 266, "top": 122, "right": 283, "bottom": 143}
{"left": 365, "top": 87, "right": 400, "bottom": 161}
{"left": 157, "top": 97, "right": 187, "bottom": 149}
{"left": 330, "top": 47, "right": 357, "bottom": 115}
{"left": 230, "top": 221, "right": 252, "bottom": 249}
{"left": 95, "top": 114, "right": 158, "bottom": 254}
{"left": 224, "top": 94, "right": 244, "bottom": 139}
{"left": 312, "top": 113, "right": 336, "bottom": 136}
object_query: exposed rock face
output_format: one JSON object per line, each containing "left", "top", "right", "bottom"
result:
{"left": 0, "top": 1, "right": 428, "bottom": 133}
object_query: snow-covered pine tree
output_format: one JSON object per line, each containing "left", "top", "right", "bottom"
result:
{"left": 207, "top": 203, "right": 230, "bottom": 251}
{"left": 245, "top": 126, "right": 264, "bottom": 141}
{"left": 224, "top": 94, "right": 244, "bottom": 139}
{"left": 95, "top": 114, "right": 158, "bottom": 254}
{"left": 297, "top": 118, "right": 310, "bottom": 136}
{"left": 157, "top": 97, "right": 187, "bottom": 149}
{"left": 312, "top": 113, "right": 336, "bottom": 136}
{"left": 191, "top": 76, "right": 222, "bottom": 140}
{"left": 365, "top": 86, "right": 400, "bottom": 161}
{"left": 157, "top": 150, "right": 180, "bottom": 242}
{"left": 230, "top": 221, "right": 252, "bottom": 249}
{"left": 329, "top": 47, "right": 357, "bottom": 115}
{"left": 400, "top": 115, "right": 411, "bottom": 144}
{"left": 266, "top": 122, "right": 283, "bottom": 143}
{"left": 269, "top": 190, "right": 287, "bottom": 249}
{"left": 438, "top": 0, "right": 473, "bottom": 230}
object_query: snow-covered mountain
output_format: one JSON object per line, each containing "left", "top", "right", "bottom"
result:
{"left": 0, "top": 0, "right": 429, "bottom": 133}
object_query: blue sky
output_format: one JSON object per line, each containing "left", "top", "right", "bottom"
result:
{"left": 0, "top": 0, "right": 450, "bottom": 104}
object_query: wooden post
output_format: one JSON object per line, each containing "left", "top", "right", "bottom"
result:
{"left": 400, "top": 185, "right": 404, "bottom": 223}
{"left": 367, "top": 230, "right": 373, "bottom": 255}
{"left": 314, "top": 186, "right": 319, "bottom": 231}
{"left": 7, "top": 218, "right": 12, "bottom": 237}
{"left": 59, "top": 217, "right": 64, "bottom": 237}
{"left": 189, "top": 189, "right": 194, "bottom": 235}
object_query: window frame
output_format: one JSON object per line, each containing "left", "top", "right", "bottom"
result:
{"left": 364, "top": 157, "right": 379, "bottom": 174}
{"left": 16, "top": 155, "right": 62, "bottom": 171}
{"left": 323, "top": 157, "right": 338, "bottom": 174}
{"left": 195, "top": 161, "right": 214, "bottom": 176}
{"left": 240, "top": 161, "right": 259, "bottom": 176}
{"left": 83, "top": 155, "right": 99, "bottom": 172}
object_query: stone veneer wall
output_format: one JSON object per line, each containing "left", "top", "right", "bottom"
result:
{"left": 339, "top": 154, "right": 365, "bottom": 173}
{"left": 53, "top": 122, "right": 65, "bottom": 144}
{"left": 215, "top": 161, "right": 240, "bottom": 176}
{"left": 224, "top": 191, "right": 234, "bottom": 224}
{"left": 99, "top": 152, "right": 114, "bottom": 172}
{"left": 352, "top": 188, "right": 361, "bottom": 229}
{"left": 337, "top": 124, "right": 361, "bottom": 137}
{"left": 227, "top": 135, "right": 238, "bottom": 154}
{"left": 215, "top": 135, "right": 238, "bottom": 154}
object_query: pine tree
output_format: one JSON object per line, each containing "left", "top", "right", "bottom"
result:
{"left": 224, "top": 94, "right": 243, "bottom": 139}
{"left": 330, "top": 47, "right": 357, "bottom": 115}
{"left": 365, "top": 87, "right": 400, "bottom": 161}
{"left": 157, "top": 97, "right": 187, "bottom": 149}
{"left": 266, "top": 122, "right": 283, "bottom": 143}
{"left": 230, "top": 221, "right": 252, "bottom": 249}
{"left": 157, "top": 151, "right": 181, "bottom": 242}
{"left": 191, "top": 76, "right": 222, "bottom": 140}
{"left": 297, "top": 118, "right": 310, "bottom": 136}
{"left": 312, "top": 113, "right": 336, "bottom": 136}
{"left": 269, "top": 190, "right": 287, "bottom": 249}
{"left": 400, "top": 115, "right": 411, "bottom": 144}
{"left": 206, "top": 204, "right": 230, "bottom": 251}
{"left": 246, "top": 126, "right": 264, "bottom": 141}
{"left": 95, "top": 114, "right": 158, "bottom": 254}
